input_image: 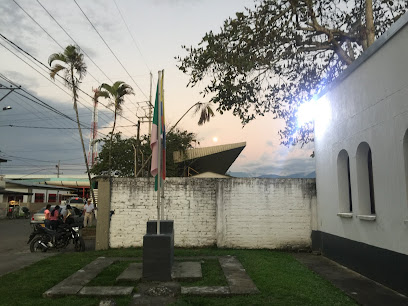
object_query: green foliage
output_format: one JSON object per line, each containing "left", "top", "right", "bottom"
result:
{"left": 0, "top": 248, "right": 356, "bottom": 306}
{"left": 99, "top": 81, "right": 135, "bottom": 115}
{"left": 179, "top": 259, "right": 227, "bottom": 287}
{"left": 177, "top": 0, "right": 408, "bottom": 147}
{"left": 91, "top": 129, "right": 196, "bottom": 177}
{"left": 98, "top": 81, "right": 135, "bottom": 174}
{"left": 49, "top": 45, "right": 87, "bottom": 98}
{"left": 91, "top": 133, "right": 141, "bottom": 177}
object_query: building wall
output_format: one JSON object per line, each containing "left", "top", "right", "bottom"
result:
{"left": 108, "top": 178, "right": 316, "bottom": 249}
{"left": 314, "top": 19, "right": 408, "bottom": 255}
{"left": 216, "top": 178, "right": 316, "bottom": 249}
{"left": 313, "top": 15, "right": 408, "bottom": 295}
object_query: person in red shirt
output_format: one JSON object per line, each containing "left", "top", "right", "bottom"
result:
{"left": 49, "top": 205, "right": 60, "bottom": 230}
{"left": 44, "top": 204, "right": 51, "bottom": 229}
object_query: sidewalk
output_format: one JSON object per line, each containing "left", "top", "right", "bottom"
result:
{"left": 294, "top": 253, "right": 408, "bottom": 306}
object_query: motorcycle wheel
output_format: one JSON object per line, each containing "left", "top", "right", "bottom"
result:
{"left": 25, "top": 212, "right": 30, "bottom": 219}
{"left": 30, "top": 237, "right": 48, "bottom": 253}
{"left": 7, "top": 212, "right": 13, "bottom": 220}
{"left": 74, "top": 237, "right": 85, "bottom": 252}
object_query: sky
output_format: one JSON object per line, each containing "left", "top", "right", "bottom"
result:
{"left": 0, "top": 0, "right": 315, "bottom": 177}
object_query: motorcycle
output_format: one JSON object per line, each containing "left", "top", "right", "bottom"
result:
{"left": 7, "top": 202, "right": 30, "bottom": 219}
{"left": 27, "top": 223, "right": 85, "bottom": 252}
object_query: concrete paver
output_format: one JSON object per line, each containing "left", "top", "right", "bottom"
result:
{"left": 171, "top": 261, "right": 202, "bottom": 280}
{"left": 294, "top": 253, "right": 408, "bottom": 306}
{"left": 181, "top": 286, "right": 231, "bottom": 296}
{"left": 117, "top": 261, "right": 203, "bottom": 282}
{"left": 116, "top": 263, "right": 142, "bottom": 282}
{"left": 79, "top": 286, "right": 133, "bottom": 296}
{"left": 44, "top": 257, "right": 116, "bottom": 297}
{"left": 219, "top": 256, "right": 259, "bottom": 294}
{"left": 44, "top": 255, "right": 260, "bottom": 301}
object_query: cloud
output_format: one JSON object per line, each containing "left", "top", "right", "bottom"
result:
{"left": 0, "top": 93, "right": 115, "bottom": 175}
{"left": 2, "top": 70, "right": 40, "bottom": 89}
{"left": 266, "top": 140, "right": 274, "bottom": 147}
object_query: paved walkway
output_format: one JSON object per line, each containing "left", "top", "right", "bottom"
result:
{"left": 294, "top": 253, "right": 408, "bottom": 306}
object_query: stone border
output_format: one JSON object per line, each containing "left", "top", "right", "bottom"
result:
{"left": 43, "top": 255, "right": 259, "bottom": 298}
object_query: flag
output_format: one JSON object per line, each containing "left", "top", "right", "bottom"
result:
{"left": 150, "top": 71, "right": 165, "bottom": 190}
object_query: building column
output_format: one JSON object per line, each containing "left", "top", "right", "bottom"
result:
{"left": 95, "top": 177, "right": 111, "bottom": 250}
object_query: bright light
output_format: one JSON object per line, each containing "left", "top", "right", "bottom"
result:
{"left": 296, "top": 96, "right": 331, "bottom": 136}
{"left": 212, "top": 137, "right": 218, "bottom": 143}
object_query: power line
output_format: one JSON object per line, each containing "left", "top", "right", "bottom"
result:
{"left": 0, "top": 76, "right": 109, "bottom": 140}
{"left": 0, "top": 36, "right": 113, "bottom": 128}
{"left": 36, "top": 0, "right": 109, "bottom": 84}
{"left": 73, "top": 0, "right": 150, "bottom": 104}
{"left": 35, "top": 0, "right": 142, "bottom": 118}
{"left": 33, "top": 0, "right": 142, "bottom": 125}
{"left": 0, "top": 33, "right": 139, "bottom": 131}
{"left": 0, "top": 44, "right": 94, "bottom": 123}
{"left": 0, "top": 124, "right": 137, "bottom": 129}
{"left": 0, "top": 77, "right": 90, "bottom": 129}
{"left": 11, "top": 0, "right": 63, "bottom": 49}
{"left": 112, "top": 0, "right": 151, "bottom": 73}
{"left": 3, "top": 94, "right": 85, "bottom": 148}
{"left": 11, "top": 0, "right": 100, "bottom": 87}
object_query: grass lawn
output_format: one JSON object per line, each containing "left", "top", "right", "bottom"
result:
{"left": 0, "top": 248, "right": 357, "bottom": 306}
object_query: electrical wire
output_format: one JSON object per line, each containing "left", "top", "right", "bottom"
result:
{"left": 0, "top": 38, "right": 114, "bottom": 129}
{"left": 34, "top": 0, "right": 142, "bottom": 118}
{"left": 73, "top": 0, "right": 151, "bottom": 104}
{"left": 0, "top": 33, "right": 139, "bottom": 131}
{"left": 0, "top": 124, "right": 136, "bottom": 129}
{"left": 112, "top": 0, "right": 152, "bottom": 73}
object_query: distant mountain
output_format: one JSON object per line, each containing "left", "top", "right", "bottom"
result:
{"left": 229, "top": 171, "right": 316, "bottom": 179}
{"left": 304, "top": 171, "right": 316, "bottom": 178}
{"left": 227, "top": 172, "right": 252, "bottom": 177}
{"left": 258, "top": 174, "right": 282, "bottom": 178}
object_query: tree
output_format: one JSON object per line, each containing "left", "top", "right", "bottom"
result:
{"left": 91, "top": 129, "right": 196, "bottom": 177}
{"left": 98, "top": 81, "right": 134, "bottom": 175}
{"left": 48, "top": 45, "right": 96, "bottom": 204}
{"left": 177, "top": 0, "right": 407, "bottom": 147}
{"left": 169, "top": 102, "right": 215, "bottom": 134}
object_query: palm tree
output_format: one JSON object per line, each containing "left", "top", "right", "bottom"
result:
{"left": 48, "top": 45, "right": 96, "bottom": 205}
{"left": 136, "top": 102, "right": 214, "bottom": 177}
{"left": 99, "top": 81, "right": 134, "bottom": 175}
{"left": 169, "top": 102, "right": 214, "bottom": 133}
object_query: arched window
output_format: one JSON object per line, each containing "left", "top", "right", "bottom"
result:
{"left": 356, "top": 142, "right": 375, "bottom": 216}
{"left": 337, "top": 150, "right": 352, "bottom": 213}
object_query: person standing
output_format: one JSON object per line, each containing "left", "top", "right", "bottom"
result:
{"left": 44, "top": 204, "right": 51, "bottom": 229}
{"left": 62, "top": 204, "right": 74, "bottom": 224}
{"left": 83, "top": 199, "right": 94, "bottom": 227}
{"left": 49, "top": 205, "right": 60, "bottom": 230}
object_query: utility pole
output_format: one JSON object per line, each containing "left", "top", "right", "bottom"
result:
{"left": 148, "top": 72, "right": 153, "bottom": 136}
{"left": 55, "top": 160, "right": 60, "bottom": 178}
{"left": 136, "top": 120, "right": 140, "bottom": 176}
{"left": 133, "top": 120, "right": 141, "bottom": 178}
{"left": 88, "top": 89, "right": 99, "bottom": 168}
{"left": 0, "top": 85, "right": 21, "bottom": 102}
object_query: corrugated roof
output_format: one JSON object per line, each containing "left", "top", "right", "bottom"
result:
{"left": 191, "top": 172, "right": 230, "bottom": 178}
{"left": 174, "top": 142, "right": 246, "bottom": 162}
{"left": 5, "top": 179, "right": 74, "bottom": 190}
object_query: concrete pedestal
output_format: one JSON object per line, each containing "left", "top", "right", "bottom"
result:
{"left": 142, "top": 220, "right": 174, "bottom": 281}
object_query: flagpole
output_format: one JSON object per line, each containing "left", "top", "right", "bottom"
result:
{"left": 160, "top": 70, "right": 165, "bottom": 221}
{"left": 156, "top": 70, "right": 162, "bottom": 235}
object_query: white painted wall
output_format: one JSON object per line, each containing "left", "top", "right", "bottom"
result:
{"left": 109, "top": 178, "right": 316, "bottom": 249}
{"left": 314, "top": 22, "right": 408, "bottom": 254}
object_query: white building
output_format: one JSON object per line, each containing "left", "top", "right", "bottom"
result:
{"left": 313, "top": 13, "right": 408, "bottom": 296}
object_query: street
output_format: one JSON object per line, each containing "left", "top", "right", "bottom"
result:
{"left": 0, "top": 218, "right": 94, "bottom": 277}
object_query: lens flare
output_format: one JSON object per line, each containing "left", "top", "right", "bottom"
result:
{"left": 296, "top": 96, "right": 331, "bottom": 136}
